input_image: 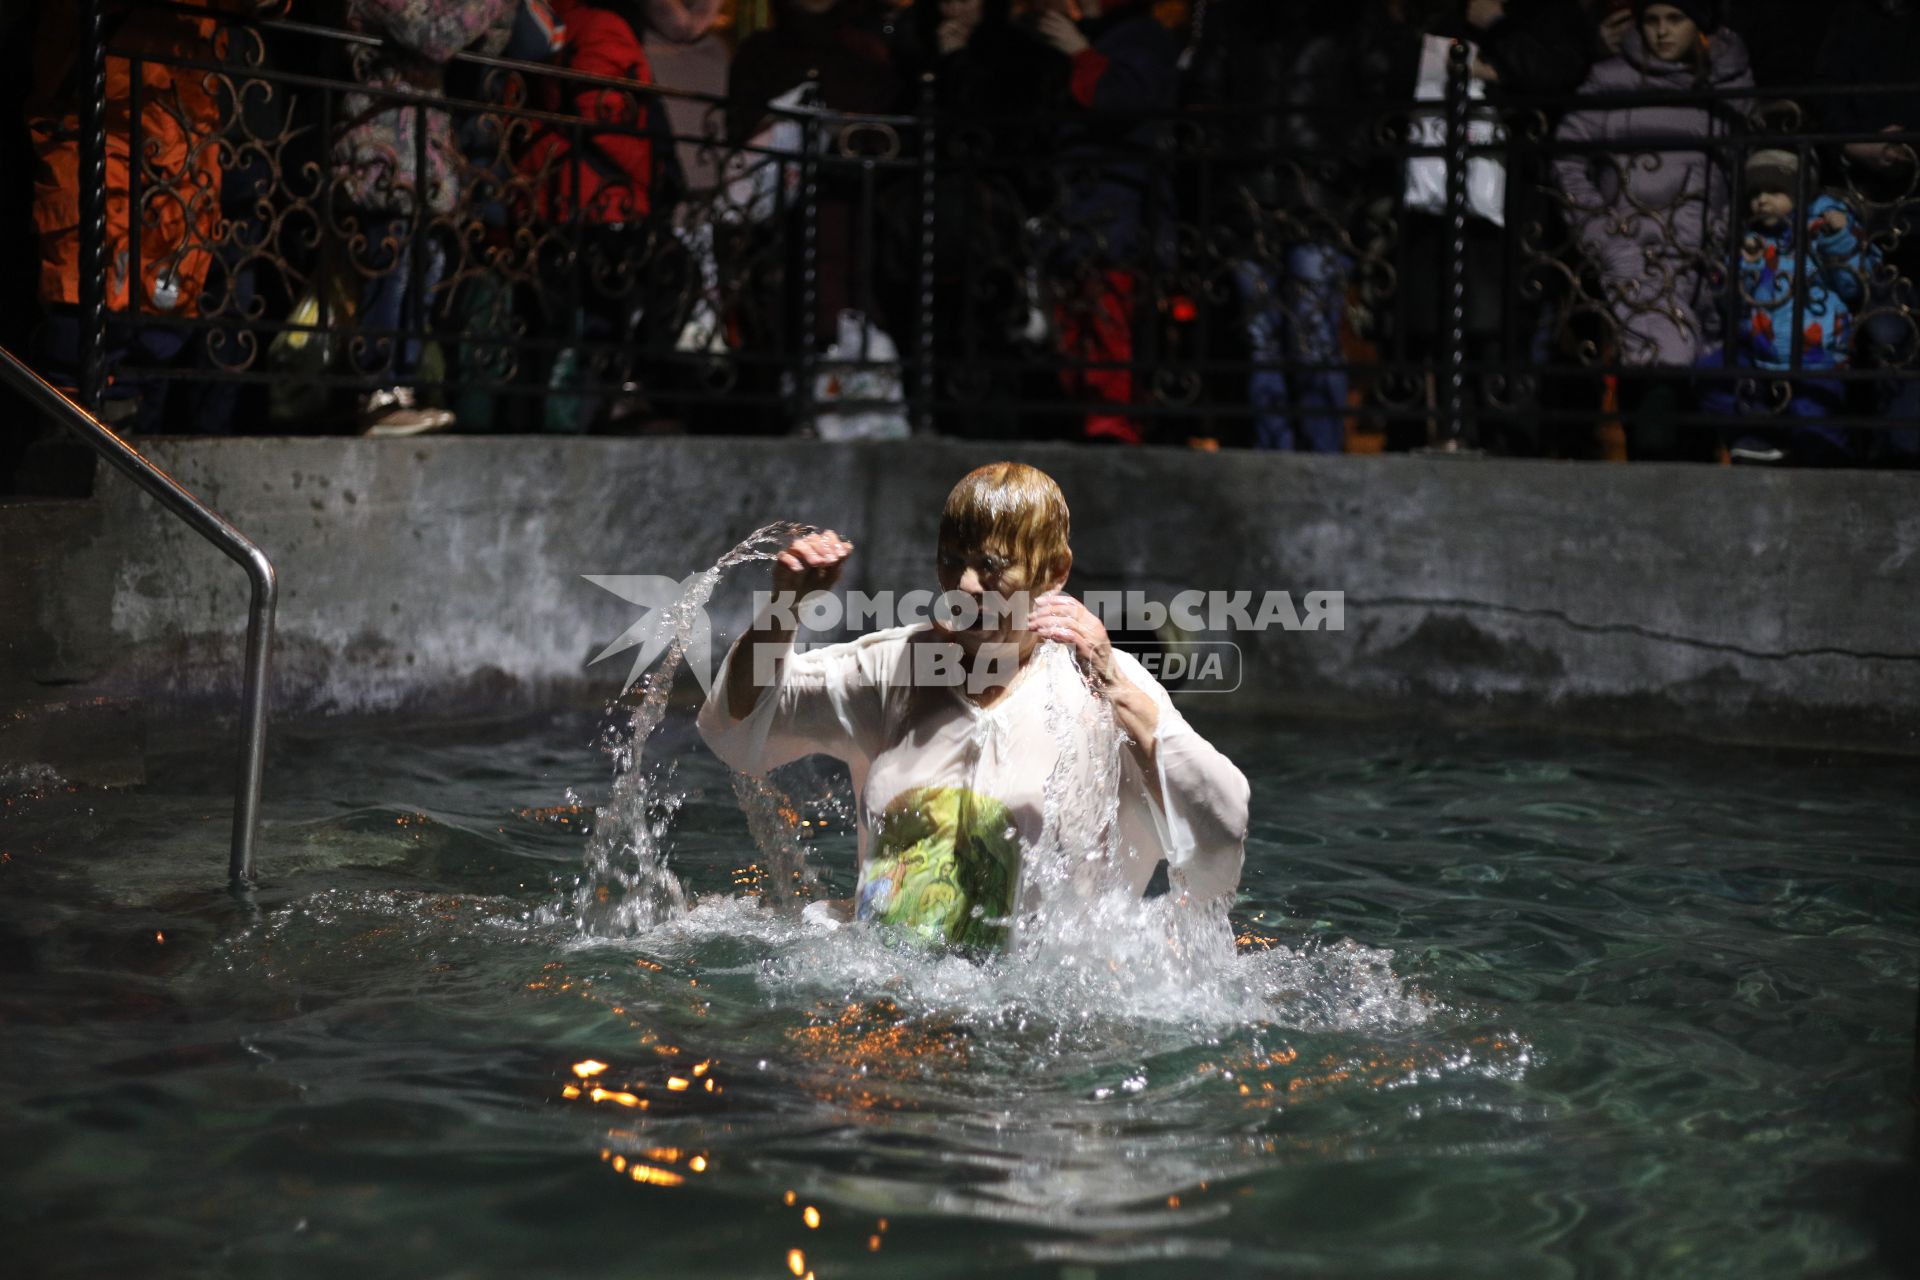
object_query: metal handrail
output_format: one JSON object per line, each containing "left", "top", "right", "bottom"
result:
{"left": 1, "top": 346, "right": 275, "bottom": 889}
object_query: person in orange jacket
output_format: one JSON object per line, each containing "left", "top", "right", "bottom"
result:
{"left": 28, "top": 1, "right": 231, "bottom": 428}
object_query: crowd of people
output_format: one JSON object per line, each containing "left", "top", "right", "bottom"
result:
{"left": 3, "top": 0, "right": 1917, "bottom": 471}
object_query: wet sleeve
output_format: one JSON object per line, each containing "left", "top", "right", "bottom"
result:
{"left": 696, "top": 636, "right": 880, "bottom": 777}
{"left": 1114, "top": 650, "right": 1250, "bottom": 902}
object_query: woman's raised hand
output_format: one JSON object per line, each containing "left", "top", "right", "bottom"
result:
{"left": 773, "top": 529, "right": 853, "bottom": 599}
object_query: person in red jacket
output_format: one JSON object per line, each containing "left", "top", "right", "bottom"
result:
{"left": 522, "top": 0, "right": 662, "bottom": 225}
{"left": 522, "top": 0, "right": 681, "bottom": 430}
{"left": 1030, "top": 0, "right": 1181, "bottom": 445}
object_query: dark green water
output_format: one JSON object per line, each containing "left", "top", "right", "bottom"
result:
{"left": 2, "top": 713, "right": 1915, "bottom": 1278}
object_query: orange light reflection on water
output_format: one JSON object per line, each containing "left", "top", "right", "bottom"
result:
{"left": 1191, "top": 1032, "right": 1524, "bottom": 1112}
{"left": 784, "top": 999, "right": 968, "bottom": 1110}
{"left": 630, "top": 1164, "right": 683, "bottom": 1187}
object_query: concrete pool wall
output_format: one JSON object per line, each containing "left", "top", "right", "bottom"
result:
{"left": 4, "top": 437, "right": 1918, "bottom": 760}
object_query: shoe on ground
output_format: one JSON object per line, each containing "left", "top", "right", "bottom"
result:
{"left": 360, "top": 386, "right": 454, "bottom": 437}
{"left": 1728, "top": 436, "right": 1784, "bottom": 464}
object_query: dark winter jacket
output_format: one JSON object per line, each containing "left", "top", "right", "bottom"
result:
{"left": 911, "top": 3, "right": 1064, "bottom": 238}
{"left": 1469, "top": 0, "right": 1595, "bottom": 100}
{"left": 911, "top": 2, "right": 1062, "bottom": 124}
{"left": 1050, "top": 0, "right": 1181, "bottom": 264}
{"left": 726, "top": 0, "right": 899, "bottom": 144}
{"left": 1183, "top": 2, "right": 1377, "bottom": 219}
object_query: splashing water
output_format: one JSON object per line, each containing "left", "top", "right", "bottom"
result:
{"left": 640, "top": 892, "right": 1436, "bottom": 1042}
{"left": 563, "top": 522, "right": 815, "bottom": 935}
{"left": 1004, "top": 640, "right": 1248, "bottom": 1006}
{"left": 729, "top": 771, "right": 825, "bottom": 907}
{"left": 554, "top": 523, "right": 1435, "bottom": 1040}
{"left": 19, "top": 709, "right": 1913, "bottom": 1277}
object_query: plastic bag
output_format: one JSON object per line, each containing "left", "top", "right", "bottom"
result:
{"left": 1403, "top": 35, "right": 1507, "bottom": 227}
{"left": 813, "top": 310, "right": 910, "bottom": 440}
{"left": 673, "top": 221, "right": 728, "bottom": 355}
{"left": 720, "top": 82, "right": 816, "bottom": 224}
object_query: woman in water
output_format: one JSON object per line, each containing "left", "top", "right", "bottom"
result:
{"left": 697, "top": 462, "right": 1249, "bottom": 949}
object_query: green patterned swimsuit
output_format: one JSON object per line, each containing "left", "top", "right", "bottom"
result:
{"left": 855, "top": 785, "right": 1021, "bottom": 949}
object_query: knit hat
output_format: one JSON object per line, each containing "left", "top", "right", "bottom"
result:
{"left": 1745, "top": 148, "right": 1800, "bottom": 194}
{"left": 1632, "top": 0, "right": 1720, "bottom": 31}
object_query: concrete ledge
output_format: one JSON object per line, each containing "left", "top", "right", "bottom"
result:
{"left": 4, "top": 436, "right": 1917, "bottom": 755}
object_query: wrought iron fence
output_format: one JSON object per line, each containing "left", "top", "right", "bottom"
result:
{"left": 43, "top": 0, "right": 1920, "bottom": 460}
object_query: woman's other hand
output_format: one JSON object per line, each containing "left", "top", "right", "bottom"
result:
{"left": 1030, "top": 591, "right": 1114, "bottom": 684}
{"left": 1031, "top": 591, "right": 1162, "bottom": 763}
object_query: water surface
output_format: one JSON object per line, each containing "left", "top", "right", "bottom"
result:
{"left": 2, "top": 713, "right": 1915, "bottom": 1278}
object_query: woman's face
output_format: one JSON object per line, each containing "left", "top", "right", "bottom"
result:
{"left": 1639, "top": 4, "right": 1699, "bottom": 61}
{"left": 940, "top": 0, "right": 984, "bottom": 26}
{"left": 935, "top": 538, "right": 1046, "bottom": 655}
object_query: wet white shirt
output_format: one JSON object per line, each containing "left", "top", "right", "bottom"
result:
{"left": 696, "top": 624, "right": 1248, "bottom": 943}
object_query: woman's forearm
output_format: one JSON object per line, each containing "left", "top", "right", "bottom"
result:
{"left": 1110, "top": 677, "right": 1164, "bottom": 807}
{"left": 724, "top": 616, "right": 797, "bottom": 720}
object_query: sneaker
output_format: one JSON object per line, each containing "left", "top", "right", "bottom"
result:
{"left": 1728, "top": 435, "right": 1785, "bottom": 464}
{"left": 360, "top": 386, "right": 454, "bottom": 437}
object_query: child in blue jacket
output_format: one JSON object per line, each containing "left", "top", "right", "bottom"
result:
{"left": 1701, "top": 148, "right": 1879, "bottom": 463}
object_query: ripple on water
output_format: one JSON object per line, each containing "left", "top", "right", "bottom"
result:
{"left": 6, "top": 713, "right": 1916, "bottom": 1277}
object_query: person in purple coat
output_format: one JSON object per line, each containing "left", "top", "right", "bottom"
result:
{"left": 1554, "top": 0, "right": 1753, "bottom": 369}
{"left": 1553, "top": 0, "right": 1751, "bottom": 457}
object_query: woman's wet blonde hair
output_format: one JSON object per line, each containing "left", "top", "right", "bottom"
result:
{"left": 938, "top": 462, "right": 1072, "bottom": 587}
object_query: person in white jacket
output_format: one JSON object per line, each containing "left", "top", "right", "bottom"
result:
{"left": 696, "top": 462, "right": 1249, "bottom": 951}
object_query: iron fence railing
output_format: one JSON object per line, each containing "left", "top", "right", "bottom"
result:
{"left": 38, "top": 1, "right": 1920, "bottom": 460}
